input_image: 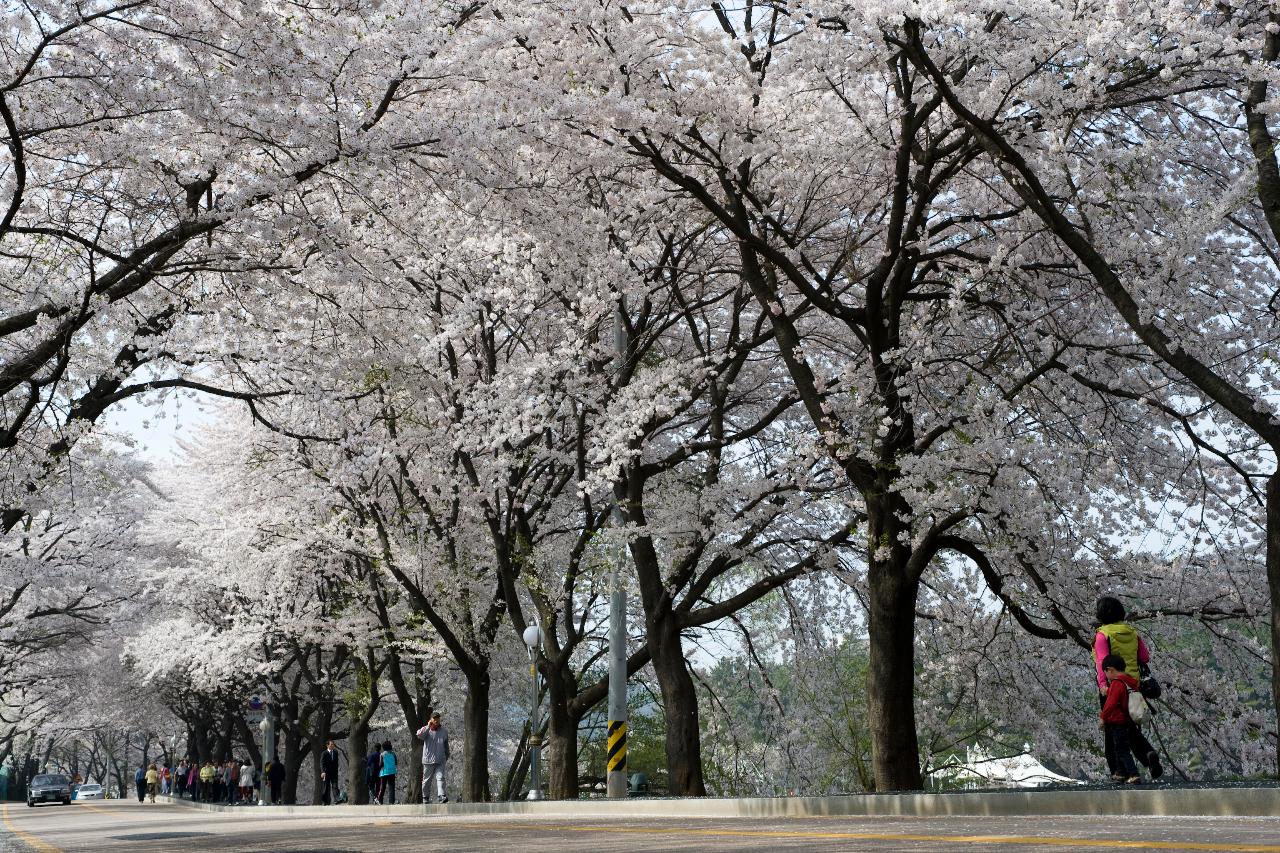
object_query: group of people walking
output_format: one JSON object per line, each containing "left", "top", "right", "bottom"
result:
{"left": 151, "top": 757, "right": 285, "bottom": 804}
{"left": 132, "top": 712, "right": 451, "bottom": 808}
{"left": 361, "top": 711, "right": 451, "bottom": 805}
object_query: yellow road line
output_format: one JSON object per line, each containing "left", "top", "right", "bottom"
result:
{"left": 452, "top": 821, "right": 1280, "bottom": 852}
{"left": 1, "top": 803, "right": 63, "bottom": 853}
{"left": 75, "top": 802, "right": 114, "bottom": 817}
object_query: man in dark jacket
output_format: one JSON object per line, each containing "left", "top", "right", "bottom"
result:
{"left": 266, "top": 756, "right": 286, "bottom": 804}
{"left": 133, "top": 765, "right": 146, "bottom": 803}
{"left": 320, "top": 740, "right": 340, "bottom": 805}
{"left": 365, "top": 748, "right": 381, "bottom": 803}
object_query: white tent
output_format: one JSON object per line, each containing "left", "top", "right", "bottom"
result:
{"left": 936, "top": 746, "right": 1081, "bottom": 789}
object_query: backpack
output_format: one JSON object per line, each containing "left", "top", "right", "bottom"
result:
{"left": 1126, "top": 683, "right": 1150, "bottom": 725}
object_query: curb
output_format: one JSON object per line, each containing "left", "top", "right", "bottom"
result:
{"left": 160, "top": 787, "right": 1280, "bottom": 819}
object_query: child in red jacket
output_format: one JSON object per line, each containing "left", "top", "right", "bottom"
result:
{"left": 1100, "top": 654, "right": 1142, "bottom": 783}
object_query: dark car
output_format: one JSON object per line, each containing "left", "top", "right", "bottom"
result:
{"left": 27, "top": 774, "right": 72, "bottom": 807}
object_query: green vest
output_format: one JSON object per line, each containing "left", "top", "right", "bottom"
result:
{"left": 1097, "top": 622, "right": 1140, "bottom": 678}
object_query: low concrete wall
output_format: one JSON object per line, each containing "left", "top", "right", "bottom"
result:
{"left": 161, "top": 786, "right": 1280, "bottom": 819}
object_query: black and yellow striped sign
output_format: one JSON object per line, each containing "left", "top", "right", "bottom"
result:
{"left": 606, "top": 720, "right": 627, "bottom": 773}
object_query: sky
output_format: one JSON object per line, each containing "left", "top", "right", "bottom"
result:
{"left": 100, "top": 390, "right": 217, "bottom": 464}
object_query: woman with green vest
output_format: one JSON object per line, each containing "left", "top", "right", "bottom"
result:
{"left": 1094, "top": 596, "right": 1163, "bottom": 781}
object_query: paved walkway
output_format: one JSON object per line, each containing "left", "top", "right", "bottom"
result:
{"left": 4, "top": 798, "right": 1280, "bottom": 852}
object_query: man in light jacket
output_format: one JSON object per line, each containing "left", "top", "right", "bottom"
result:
{"left": 415, "top": 712, "right": 450, "bottom": 803}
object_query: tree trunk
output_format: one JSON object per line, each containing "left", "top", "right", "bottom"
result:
{"left": 649, "top": 609, "right": 705, "bottom": 795}
{"left": 309, "top": 702, "right": 332, "bottom": 804}
{"left": 623, "top": 466, "right": 707, "bottom": 797}
{"left": 462, "top": 669, "right": 491, "bottom": 802}
{"left": 543, "top": 668, "right": 580, "bottom": 800}
{"left": 281, "top": 702, "right": 305, "bottom": 805}
{"left": 1268, "top": 473, "right": 1280, "bottom": 778}
{"left": 348, "top": 722, "right": 370, "bottom": 805}
{"left": 231, "top": 717, "right": 262, "bottom": 769}
{"left": 866, "top": 561, "right": 922, "bottom": 791}
{"left": 386, "top": 656, "right": 431, "bottom": 804}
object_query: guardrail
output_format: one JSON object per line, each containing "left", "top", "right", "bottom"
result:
{"left": 159, "top": 786, "right": 1280, "bottom": 819}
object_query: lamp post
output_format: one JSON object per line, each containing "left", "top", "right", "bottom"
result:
{"left": 522, "top": 624, "right": 544, "bottom": 801}
{"left": 258, "top": 712, "right": 274, "bottom": 806}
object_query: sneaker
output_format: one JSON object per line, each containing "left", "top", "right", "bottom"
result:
{"left": 1147, "top": 751, "right": 1164, "bottom": 780}
{"left": 440, "top": 796, "right": 449, "bottom": 803}
{"left": 1124, "top": 776, "right": 1141, "bottom": 784}
{"left": 1110, "top": 774, "right": 1126, "bottom": 782}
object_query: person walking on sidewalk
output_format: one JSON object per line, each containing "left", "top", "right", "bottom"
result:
{"left": 199, "top": 760, "right": 215, "bottom": 802}
{"left": 266, "top": 756, "right": 285, "bottom": 804}
{"left": 145, "top": 764, "right": 159, "bottom": 802}
{"left": 321, "top": 740, "right": 340, "bottom": 805}
{"left": 1100, "top": 654, "right": 1144, "bottom": 783}
{"left": 134, "top": 765, "right": 146, "bottom": 803}
{"left": 1094, "top": 596, "right": 1164, "bottom": 781}
{"left": 416, "top": 712, "right": 450, "bottom": 803}
{"left": 365, "top": 746, "right": 381, "bottom": 804}
{"left": 376, "top": 740, "right": 397, "bottom": 805}
{"left": 240, "top": 759, "right": 255, "bottom": 803}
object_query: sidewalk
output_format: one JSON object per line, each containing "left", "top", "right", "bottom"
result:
{"left": 161, "top": 785, "right": 1280, "bottom": 819}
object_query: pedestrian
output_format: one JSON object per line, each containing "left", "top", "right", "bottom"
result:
{"left": 134, "top": 764, "right": 146, "bottom": 803}
{"left": 365, "top": 746, "right": 381, "bottom": 803}
{"left": 1094, "top": 596, "right": 1164, "bottom": 780}
{"left": 145, "top": 764, "right": 159, "bottom": 802}
{"left": 187, "top": 761, "right": 198, "bottom": 799}
{"left": 240, "top": 759, "right": 255, "bottom": 803}
{"left": 226, "top": 760, "right": 238, "bottom": 804}
{"left": 199, "top": 760, "right": 215, "bottom": 802}
{"left": 376, "top": 740, "right": 397, "bottom": 805}
{"left": 321, "top": 739, "right": 340, "bottom": 805}
{"left": 1099, "top": 654, "right": 1144, "bottom": 783}
{"left": 415, "top": 712, "right": 450, "bottom": 803}
{"left": 160, "top": 763, "right": 170, "bottom": 795}
{"left": 266, "top": 755, "right": 285, "bottom": 804}
{"left": 175, "top": 759, "right": 188, "bottom": 799}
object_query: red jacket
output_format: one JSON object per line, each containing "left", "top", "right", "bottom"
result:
{"left": 1100, "top": 672, "right": 1140, "bottom": 724}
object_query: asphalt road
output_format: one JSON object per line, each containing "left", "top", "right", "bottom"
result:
{"left": 4, "top": 798, "right": 1280, "bottom": 852}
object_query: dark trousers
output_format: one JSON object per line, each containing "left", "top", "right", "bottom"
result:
{"left": 321, "top": 775, "right": 339, "bottom": 804}
{"left": 378, "top": 774, "right": 396, "bottom": 804}
{"left": 1099, "top": 695, "right": 1154, "bottom": 775}
{"left": 1105, "top": 723, "right": 1140, "bottom": 778}
{"left": 269, "top": 780, "right": 281, "bottom": 804}
{"left": 135, "top": 780, "right": 145, "bottom": 803}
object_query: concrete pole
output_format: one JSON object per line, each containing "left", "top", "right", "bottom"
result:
{"left": 607, "top": 299, "right": 629, "bottom": 800}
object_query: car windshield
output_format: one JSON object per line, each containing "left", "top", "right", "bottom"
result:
{"left": 32, "top": 775, "right": 68, "bottom": 786}
{"left": 80, "top": 784, "right": 100, "bottom": 789}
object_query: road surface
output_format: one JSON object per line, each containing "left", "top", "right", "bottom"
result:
{"left": 4, "top": 798, "right": 1280, "bottom": 852}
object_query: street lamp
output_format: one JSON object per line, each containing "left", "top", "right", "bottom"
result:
{"left": 258, "top": 713, "right": 274, "bottom": 806}
{"left": 522, "top": 624, "right": 544, "bottom": 801}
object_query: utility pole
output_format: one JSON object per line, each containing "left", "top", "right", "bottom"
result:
{"left": 607, "top": 299, "right": 629, "bottom": 800}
